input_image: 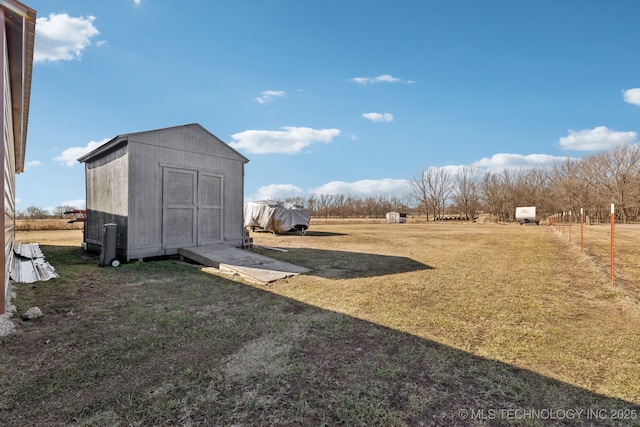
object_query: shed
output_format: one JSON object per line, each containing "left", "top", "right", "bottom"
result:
{"left": 77, "top": 123, "right": 250, "bottom": 262}
{"left": 1, "top": 0, "right": 36, "bottom": 315}
{"left": 386, "top": 211, "right": 407, "bottom": 224}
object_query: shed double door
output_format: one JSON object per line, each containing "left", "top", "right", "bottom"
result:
{"left": 162, "top": 167, "right": 223, "bottom": 249}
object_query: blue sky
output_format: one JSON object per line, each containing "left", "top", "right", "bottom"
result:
{"left": 18, "top": 0, "right": 640, "bottom": 211}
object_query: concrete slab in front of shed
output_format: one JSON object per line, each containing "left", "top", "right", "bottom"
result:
{"left": 178, "top": 244, "right": 310, "bottom": 284}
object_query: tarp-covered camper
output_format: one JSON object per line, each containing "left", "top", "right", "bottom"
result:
{"left": 244, "top": 201, "right": 311, "bottom": 234}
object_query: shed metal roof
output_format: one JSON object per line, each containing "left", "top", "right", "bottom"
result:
{"left": 77, "top": 123, "right": 249, "bottom": 165}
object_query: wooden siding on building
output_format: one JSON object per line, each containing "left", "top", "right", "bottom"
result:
{"left": 1, "top": 0, "right": 36, "bottom": 315}
{"left": 3, "top": 38, "right": 16, "bottom": 313}
{"left": 84, "top": 145, "right": 129, "bottom": 252}
{"left": 80, "top": 124, "right": 249, "bottom": 262}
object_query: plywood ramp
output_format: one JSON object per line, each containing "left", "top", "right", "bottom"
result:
{"left": 178, "top": 244, "right": 310, "bottom": 285}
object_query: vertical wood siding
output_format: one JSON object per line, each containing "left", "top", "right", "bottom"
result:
{"left": 1, "top": 20, "right": 14, "bottom": 314}
{"left": 0, "top": 1, "right": 35, "bottom": 315}
{"left": 83, "top": 125, "right": 247, "bottom": 261}
{"left": 84, "top": 147, "right": 129, "bottom": 252}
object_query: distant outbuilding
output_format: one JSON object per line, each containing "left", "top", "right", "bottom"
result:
{"left": 78, "top": 123, "right": 249, "bottom": 262}
{"left": 386, "top": 212, "right": 407, "bottom": 224}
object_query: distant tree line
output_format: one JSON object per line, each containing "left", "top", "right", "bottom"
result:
{"left": 17, "top": 144, "right": 640, "bottom": 223}
{"left": 283, "top": 193, "right": 414, "bottom": 219}
{"left": 285, "top": 144, "right": 640, "bottom": 223}
{"left": 475, "top": 144, "right": 640, "bottom": 222}
{"left": 17, "top": 205, "right": 78, "bottom": 220}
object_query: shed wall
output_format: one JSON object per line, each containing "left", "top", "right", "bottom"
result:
{"left": 83, "top": 125, "right": 246, "bottom": 262}
{"left": 126, "top": 137, "right": 245, "bottom": 259}
{"left": 84, "top": 146, "right": 129, "bottom": 253}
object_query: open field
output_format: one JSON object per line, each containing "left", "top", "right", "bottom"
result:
{"left": 16, "top": 218, "right": 85, "bottom": 232}
{"left": 578, "top": 223, "right": 640, "bottom": 288}
{"left": 2, "top": 222, "right": 640, "bottom": 426}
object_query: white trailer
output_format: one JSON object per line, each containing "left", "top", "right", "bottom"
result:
{"left": 515, "top": 206, "right": 539, "bottom": 225}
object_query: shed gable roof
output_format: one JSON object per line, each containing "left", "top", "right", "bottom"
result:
{"left": 77, "top": 123, "right": 249, "bottom": 164}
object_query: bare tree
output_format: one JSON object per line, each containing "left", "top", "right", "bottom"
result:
{"left": 283, "top": 196, "right": 307, "bottom": 206}
{"left": 426, "top": 167, "right": 452, "bottom": 220}
{"left": 453, "top": 166, "right": 481, "bottom": 220}
{"left": 316, "top": 193, "right": 334, "bottom": 218}
{"left": 515, "top": 167, "right": 552, "bottom": 217}
{"left": 53, "top": 205, "right": 79, "bottom": 218}
{"left": 286, "top": 144, "right": 640, "bottom": 222}
{"left": 409, "top": 167, "right": 431, "bottom": 220}
{"left": 550, "top": 157, "right": 590, "bottom": 216}
{"left": 591, "top": 144, "right": 640, "bottom": 223}
{"left": 23, "top": 205, "right": 50, "bottom": 219}
{"left": 480, "top": 170, "right": 516, "bottom": 222}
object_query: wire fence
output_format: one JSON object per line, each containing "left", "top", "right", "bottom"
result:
{"left": 548, "top": 205, "right": 640, "bottom": 288}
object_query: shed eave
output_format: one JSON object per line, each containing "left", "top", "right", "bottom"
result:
{"left": 2, "top": 0, "right": 36, "bottom": 173}
{"left": 77, "top": 136, "right": 128, "bottom": 164}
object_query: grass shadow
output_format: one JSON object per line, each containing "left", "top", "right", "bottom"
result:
{"left": 254, "top": 230, "right": 348, "bottom": 237}
{"left": 304, "top": 230, "right": 348, "bottom": 237}
{"left": 253, "top": 247, "right": 433, "bottom": 279}
{"left": 1, "top": 245, "right": 638, "bottom": 426}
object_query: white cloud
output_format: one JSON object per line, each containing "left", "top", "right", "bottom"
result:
{"left": 230, "top": 126, "right": 340, "bottom": 155}
{"left": 472, "top": 153, "right": 566, "bottom": 171}
{"left": 311, "top": 178, "right": 410, "bottom": 196}
{"left": 34, "top": 13, "right": 100, "bottom": 63}
{"left": 362, "top": 112, "right": 394, "bottom": 123}
{"left": 248, "top": 184, "right": 304, "bottom": 202}
{"left": 349, "top": 74, "right": 415, "bottom": 85}
{"left": 256, "top": 90, "right": 286, "bottom": 104}
{"left": 557, "top": 126, "right": 637, "bottom": 151}
{"left": 24, "top": 160, "right": 43, "bottom": 170}
{"left": 623, "top": 88, "right": 640, "bottom": 106}
{"left": 54, "top": 138, "right": 110, "bottom": 167}
{"left": 133, "top": 0, "right": 142, "bottom": 5}
{"left": 59, "top": 199, "right": 86, "bottom": 209}
{"left": 434, "top": 164, "right": 468, "bottom": 176}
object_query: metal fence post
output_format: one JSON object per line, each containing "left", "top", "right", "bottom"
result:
{"left": 610, "top": 204, "right": 615, "bottom": 286}
{"left": 580, "top": 208, "right": 584, "bottom": 254}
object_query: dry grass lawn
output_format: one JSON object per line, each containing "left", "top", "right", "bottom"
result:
{"left": 252, "top": 222, "right": 640, "bottom": 402}
{"left": 2, "top": 221, "right": 639, "bottom": 426}
{"left": 16, "top": 218, "right": 84, "bottom": 232}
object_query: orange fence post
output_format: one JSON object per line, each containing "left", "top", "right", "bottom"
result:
{"left": 610, "top": 203, "right": 615, "bottom": 286}
{"left": 568, "top": 210, "right": 572, "bottom": 243}
{"left": 580, "top": 208, "right": 584, "bottom": 254}
{"left": 562, "top": 212, "right": 565, "bottom": 236}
